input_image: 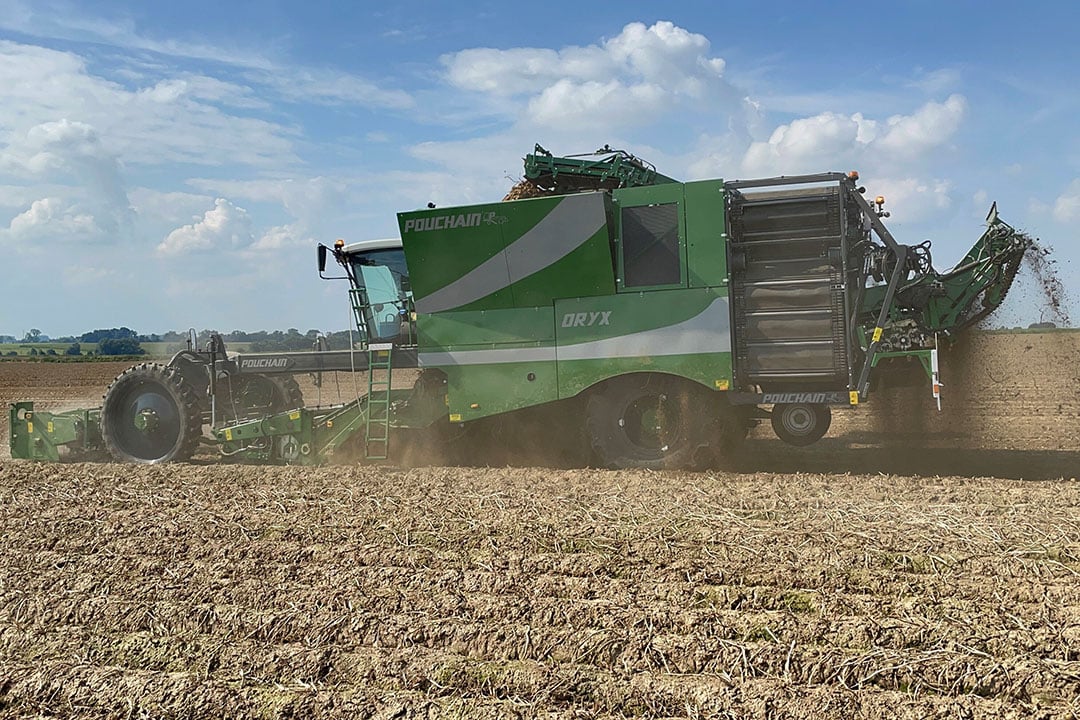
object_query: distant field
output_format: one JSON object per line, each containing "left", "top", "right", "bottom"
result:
{"left": 0, "top": 342, "right": 94, "bottom": 357}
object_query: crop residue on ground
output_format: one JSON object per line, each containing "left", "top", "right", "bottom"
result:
{"left": 1, "top": 463, "right": 1079, "bottom": 718}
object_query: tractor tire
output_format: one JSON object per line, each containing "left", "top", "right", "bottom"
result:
{"left": 771, "top": 403, "right": 831, "bottom": 447}
{"left": 268, "top": 376, "right": 304, "bottom": 411}
{"left": 101, "top": 362, "right": 203, "bottom": 464}
{"left": 217, "top": 374, "right": 304, "bottom": 423}
{"left": 585, "top": 374, "right": 710, "bottom": 470}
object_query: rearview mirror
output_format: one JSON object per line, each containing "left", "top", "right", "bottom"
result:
{"left": 317, "top": 244, "right": 327, "bottom": 273}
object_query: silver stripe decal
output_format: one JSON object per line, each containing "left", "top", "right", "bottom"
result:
{"left": 557, "top": 298, "right": 731, "bottom": 361}
{"left": 420, "top": 298, "right": 731, "bottom": 367}
{"left": 415, "top": 193, "right": 606, "bottom": 313}
{"left": 419, "top": 346, "right": 558, "bottom": 367}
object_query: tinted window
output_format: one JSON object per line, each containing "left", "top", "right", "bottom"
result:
{"left": 622, "top": 203, "right": 680, "bottom": 287}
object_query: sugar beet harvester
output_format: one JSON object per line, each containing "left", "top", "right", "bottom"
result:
{"left": 10, "top": 146, "right": 1031, "bottom": 468}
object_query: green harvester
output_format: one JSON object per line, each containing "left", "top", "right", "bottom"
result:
{"left": 10, "top": 145, "right": 1032, "bottom": 468}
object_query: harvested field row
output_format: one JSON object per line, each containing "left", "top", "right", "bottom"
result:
{"left": 1, "top": 463, "right": 1079, "bottom": 717}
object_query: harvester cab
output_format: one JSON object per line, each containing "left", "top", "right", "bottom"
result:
{"left": 321, "top": 238, "right": 414, "bottom": 346}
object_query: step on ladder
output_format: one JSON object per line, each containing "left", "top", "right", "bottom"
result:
{"left": 364, "top": 343, "right": 393, "bottom": 459}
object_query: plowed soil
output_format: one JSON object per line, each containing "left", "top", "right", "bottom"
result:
{"left": 1, "top": 331, "right": 1079, "bottom": 718}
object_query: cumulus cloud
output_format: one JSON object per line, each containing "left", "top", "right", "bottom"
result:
{"left": 406, "top": 20, "right": 758, "bottom": 201}
{"left": 1, "top": 118, "right": 135, "bottom": 239}
{"left": 4, "top": 197, "right": 98, "bottom": 240}
{"left": 157, "top": 198, "right": 253, "bottom": 255}
{"left": 1052, "top": 179, "right": 1080, "bottom": 222}
{"left": 440, "top": 21, "right": 741, "bottom": 132}
{"left": 739, "top": 95, "right": 967, "bottom": 177}
{"left": 868, "top": 177, "right": 954, "bottom": 223}
{"left": 876, "top": 95, "right": 967, "bottom": 159}
{"left": 250, "top": 222, "right": 314, "bottom": 251}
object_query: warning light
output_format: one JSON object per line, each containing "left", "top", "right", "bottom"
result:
{"left": 334, "top": 238, "right": 345, "bottom": 248}
{"left": 847, "top": 170, "right": 860, "bottom": 181}
{"left": 875, "top": 195, "right": 886, "bottom": 205}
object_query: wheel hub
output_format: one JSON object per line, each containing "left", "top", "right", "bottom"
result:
{"left": 622, "top": 393, "right": 672, "bottom": 450}
{"left": 783, "top": 406, "right": 814, "bottom": 434}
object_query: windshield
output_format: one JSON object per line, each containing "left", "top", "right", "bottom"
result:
{"left": 347, "top": 248, "right": 412, "bottom": 343}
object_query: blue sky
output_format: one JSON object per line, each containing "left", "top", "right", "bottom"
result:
{"left": 1, "top": 0, "right": 1077, "bottom": 337}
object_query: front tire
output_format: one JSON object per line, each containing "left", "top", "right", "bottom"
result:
{"left": 101, "top": 363, "right": 203, "bottom": 463}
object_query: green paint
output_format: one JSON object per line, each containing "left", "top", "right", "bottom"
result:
{"left": 683, "top": 179, "right": 729, "bottom": 288}
{"left": 444, "top": 361, "right": 557, "bottom": 421}
{"left": 418, "top": 307, "right": 555, "bottom": 348}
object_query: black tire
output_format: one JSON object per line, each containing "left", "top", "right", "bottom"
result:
{"left": 268, "top": 376, "right": 304, "bottom": 410}
{"left": 771, "top": 403, "right": 831, "bottom": 446}
{"left": 217, "top": 374, "right": 304, "bottom": 422}
{"left": 697, "top": 403, "right": 753, "bottom": 470}
{"left": 101, "top": 362, "right": 203, "bottom": 463}
{"left": 585, "top": 374, "right": 710, "bottom": 470}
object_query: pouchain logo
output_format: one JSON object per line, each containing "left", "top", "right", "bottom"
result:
{"left": 240, "top": 357, "right": 292, "bottom": 370}
{"left": 403, "top": 211, "right": 508, "bottom": 234}
{"left": 761, "top": 392, "right": 832, "bottom": 404}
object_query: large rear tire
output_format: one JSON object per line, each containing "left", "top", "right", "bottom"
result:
{"left": 101, "top": 363, "right": 203, "bottom": 463}
{"left": 585, "top": 374, "right": 710, "bottom": 470}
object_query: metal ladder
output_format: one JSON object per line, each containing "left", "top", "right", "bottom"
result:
{"left": 364, "top": 343, "right": 393, "bottom": 459}
{"left": 349, "top": 288, "right": 372, "bottom": 344}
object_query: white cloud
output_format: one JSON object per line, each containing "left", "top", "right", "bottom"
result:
{"left": 157, "top": 198, "right": 253, "bottom": 255}
{"left": 868, "top": 177, "right": 954, "bottom": 223}
{"left": 445, "top": 21, "right": 723, "bottom": 97}
{"left": 1052, "top": 179, "right": 1080, "bottom": 222}
{"left": 440, "top": 21, "right": 740, "bottom": 133}
{"left": 742, "top": 112, "right": 869, "bottom": 175}
{"left": 526, "top": 79, "right": 668, "bottom": 130}
{"left": 1, "top": 118, "right": 136, "bottom": 239}
{"left": 445, "top": 46, "right": 608, "bottom": 96}
{"left": 185, "top": 176, "right": 347, "bottom": 218}
{"left": 740, "top": 96, "right": 967, "bottom": 177}
{"left": 4, "top": 197, "right": 98, "bottom": 239}
{"left": 876, "top": 94, "right": 967, "bottom": 159}
{"left": 0, "top": 2, "right": 412, "bottom": 111}
{"left": 250, "top": 222, "right": 313, "bottom": 251}
{"left": 137, "top": 76, "right": 269, "bottom": 110}
{"left": 0, "top": 40, "right": 298, "bottom": 170}
{"left": 128, "top": 187, "right": 214, "bottom": 228}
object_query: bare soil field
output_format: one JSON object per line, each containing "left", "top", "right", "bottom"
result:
{"left": 1, "top": 331, "right": 1079, "bottom": 718}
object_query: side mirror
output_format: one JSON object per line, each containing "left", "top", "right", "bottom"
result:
{"left": 317, "top": 244, "right": 328, "bottom": 273}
